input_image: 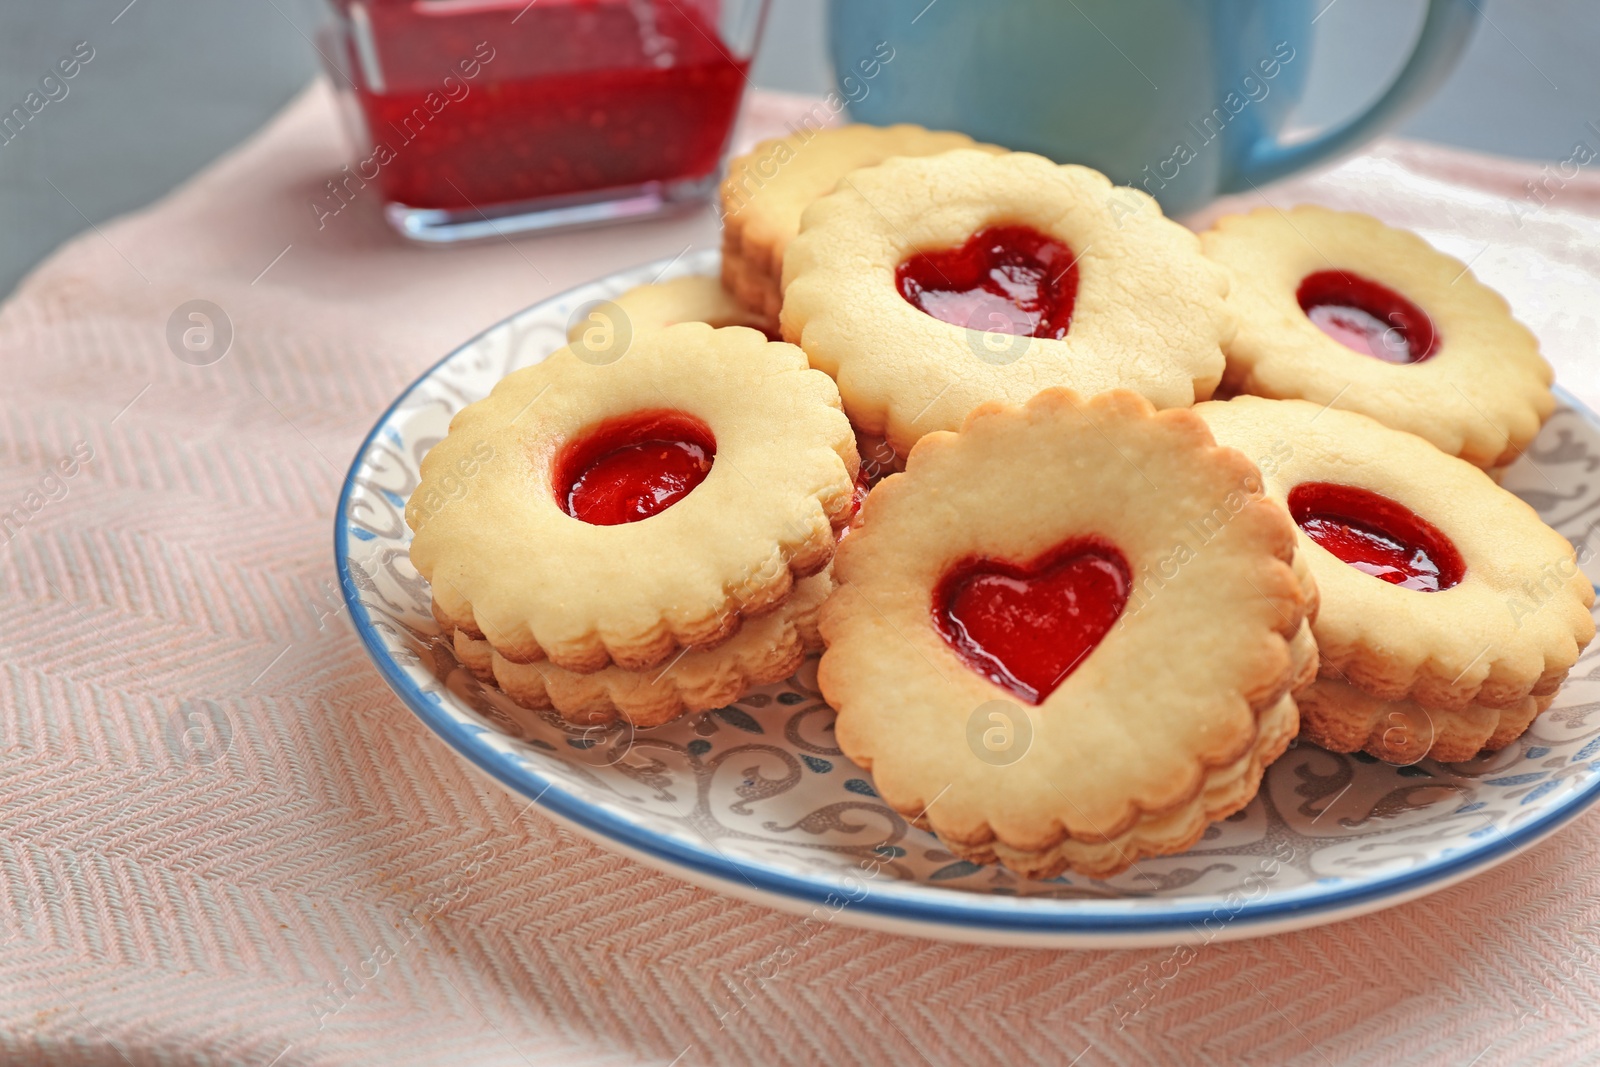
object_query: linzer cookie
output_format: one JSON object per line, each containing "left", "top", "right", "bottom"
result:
{"left": 455, "top": 569, "right": 830, "bottom": 727}
{"left": 781, "top": 149, "right": 1232, "bottom": 458}
{"left": 1296, "top": 678, "right": 1552, "bottom": 765}
{"left": 819, "top": 389, "right": 1310, "bottom": 879}
{"left": 567, "top": 275, "right": 775, "bottom": 349}
{"left": 1200, "top": 205, "right": 1554, "bottom": 469}
{"left": 720, "top": 124, "right": 1002, "bottom": 318}
{"left": 1198, "top": 396, "right": 1594, "bottom": 761}
{"left": 407, "top": 322, "right": 858, "bottom": 674}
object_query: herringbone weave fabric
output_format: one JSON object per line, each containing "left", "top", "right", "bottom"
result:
{"left": 2, "top": 84, "right": 1598, "bottom": 1067}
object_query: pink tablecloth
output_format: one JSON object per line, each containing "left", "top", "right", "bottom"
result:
{"left": 4, "top": 83, "right": 1600, "bottom": 1067}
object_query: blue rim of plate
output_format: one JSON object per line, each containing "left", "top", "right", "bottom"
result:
{"left": 334, "top": 278, "right": 1600, "bottom": 938}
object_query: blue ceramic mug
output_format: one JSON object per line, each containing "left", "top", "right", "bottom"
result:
{"left": 829, "top": 0, "right": 1479, "bottom": 215}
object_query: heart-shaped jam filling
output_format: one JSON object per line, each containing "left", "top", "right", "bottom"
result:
{"left": 934, "top": 540, "right": 1131, "bottom": 705}
{"left": 1297, "top": 270, "right": 1439, "bottom": 364}
{"left": 556, "top": 410, "right": 715, "bottom": 526}
{"left": 897, "top": 224, "right": 1079, "bottom": 339}
{"left": 1289, "top": 482, "right": 1463, "bottom": 591}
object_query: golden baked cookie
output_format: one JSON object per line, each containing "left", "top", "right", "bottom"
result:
{"left": 457, "top": 569, "right": 830, "bottom": 728}
{"left": 721, "top": 241, "right": 784, "bottom": 322}
{"left": 1200, "top": 205, "right": 1555, "bottom": 469}
{"left": 781, "top": 150, "right": 1232, "bottom": 457}
{"left": 819, "top": 388, "right": 1310, "bottom": 879}
{"left": 720, "top": 123, "right": 1001, "bottom": 317}
{"left": 1286, "top": 548, "right": 1322, "bottom": 697}
{"left": 566, "top": 275, "right": 775, "bottom": 352}
{"left": 1197, "top": 396, "right": 1594, "bottom": 760}
{"left": 1297, "top": 677, "right": 1553, "bottom": 765}
{"left": 408, "top": 323, "right": 858, "bottom": 674}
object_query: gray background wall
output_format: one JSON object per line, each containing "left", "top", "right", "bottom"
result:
{"left": 1, "top": 0, "right": 1594, "bottom": 299}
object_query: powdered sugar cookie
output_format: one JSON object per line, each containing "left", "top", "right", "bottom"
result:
{"left": 1201, "top": 206, "right": 1554, "bottom": 468}
{"left": 819, "top": 388, "right": 1309, "bottom": 878}
{"left": 782, "top": 150, "right": 1232, "bottom": 457}
{"left": 408, "top": 323, "right": 858, "bottom": 674}
{"left": 721, "top": 124, "right": 1001, "bottom": 316}
{"left": 457, "top": 569, "right": 830, "bottom": 727}
{"left": 1197, "top": 396, "right": 1593, "bottom": 760}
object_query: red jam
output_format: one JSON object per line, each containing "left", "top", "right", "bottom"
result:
{"left": 341, "top": 0, "right": 750, "bottom": 210}
{"left": 1297, "top": 270, "right": 1439, "bottom": 364}
{"left": 896, "top": 225, "right": 1080, "bottom": 338}
{"left": 1288, "top": 483, "right": 1464, "bottom": 592}
{"left": 933, "top": 540, "right": 1130, "bottom": 705}
{"left": 836, "top": 470, "right": 872, "bottom": 543}
{"left": 556, "top": 411, "right": 714, "bottom": 526}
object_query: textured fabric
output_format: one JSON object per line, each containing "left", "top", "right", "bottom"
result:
{"left": 2, "top": 81, "right": 1600, "bottom": 1067}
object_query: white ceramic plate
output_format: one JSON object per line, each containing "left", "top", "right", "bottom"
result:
{"left": 336, "top": 250, "right": 1600, "bottom": 948}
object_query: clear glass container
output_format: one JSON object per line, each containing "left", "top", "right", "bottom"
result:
{"left": 319, "top": 0, "right": 769, "bottom": 243}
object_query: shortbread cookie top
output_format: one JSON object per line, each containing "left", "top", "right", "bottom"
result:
{"left": 1197, "top": 396, "right": 1593, "bottom": 711}
{"left": 781, "top": 150, "right": 1232, "bottom": 457}
{"left": 407, "top": 323, "right": 858, "bottom": 674}
{"left": 819, "top": 389, "right": 1306, "bottom": 871}
{"left": 1201, "top": 206, "right": 1554, "bottom": 468}
{"left": 566, "top": 276, "right": 773, "bottom": 350}
{"left": 721, "top": 124, "right": 1001, "bottom": 275}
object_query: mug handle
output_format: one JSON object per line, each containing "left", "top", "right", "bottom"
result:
{"left": 1220, "top": 0, "right": 1481, "bottom": 192}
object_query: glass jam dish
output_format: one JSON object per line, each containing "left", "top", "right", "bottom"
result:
{"left": 320, "top": 0, "right": 768, "bottom": 242}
